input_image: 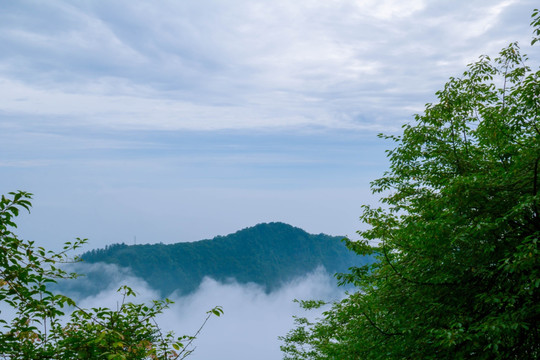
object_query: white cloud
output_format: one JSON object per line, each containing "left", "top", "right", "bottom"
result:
{"left": 349, "top": 0, "right": 426, "bottom": 20}
{"left": 161, "top": 270, "right": 337, "bottom": 360}
{"left": 2, "top": 0, "right": 536, "bottom": 132}
{"left": 3, "top": 262, "right": 338, "bottom": 360}
{"left": 52, "top": 263, "right": 340, "bottom": 360}
{"left": 0, "top": 78, "right": 370, "bottom": 131}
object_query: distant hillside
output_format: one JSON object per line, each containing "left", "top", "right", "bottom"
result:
{"left": 79, "top": 222, "right": 372, "bottom": 297}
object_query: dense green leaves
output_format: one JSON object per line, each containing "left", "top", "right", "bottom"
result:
{"left": 281, "top": 10, "right": 540, "bottom": 360}
{"left": 0, "top": 191, "right": 221, "bottom": 359}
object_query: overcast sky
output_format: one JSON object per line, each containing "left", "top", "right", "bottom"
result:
{"left": 1, "top": 0, "right": 539, "bottom": 251}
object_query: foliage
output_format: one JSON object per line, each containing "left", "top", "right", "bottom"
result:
{"left": 80, "top": 222, "right": 372, "bottom": 297}
{"left": 281, "top": 10, "right": 540, "bottom": 360}
{"left": 0, "top": 191, "right": 222, "bottom": 359}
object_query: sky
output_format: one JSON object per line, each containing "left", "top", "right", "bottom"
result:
{"left": 2, "top": 2, "right": 540, "bottom": 359}
{"left": 1, "top": 0, "right": 540, "bottom": 251}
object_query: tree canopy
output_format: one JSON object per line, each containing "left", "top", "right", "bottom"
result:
{"left": 0, "top": 191, "right": 222, "bottom": 359}
{"left": 281, "top": 10, "right": 540, "bottom": 360}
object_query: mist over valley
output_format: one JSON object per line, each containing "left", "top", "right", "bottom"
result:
{"left": 50, "top": 222, "right": 371, "bottom": 360}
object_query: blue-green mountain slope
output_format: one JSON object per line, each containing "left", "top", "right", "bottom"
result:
{"left": 79, "top": 222, "right": 371, "bottom": 297}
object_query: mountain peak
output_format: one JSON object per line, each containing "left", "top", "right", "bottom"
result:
{"left": 79, "top": 223, "right": 371, "bottom": 297}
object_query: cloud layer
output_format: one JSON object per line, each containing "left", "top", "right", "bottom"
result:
{"left": 68, "top": 264, "right": 339, "bottom": 360}
{"left": 1, "top": 0, "right": 538, "bottom": 132}
{"left": 1, "top": 262, "right": 338, "bottom": 359}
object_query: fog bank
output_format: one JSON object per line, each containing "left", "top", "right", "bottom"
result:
{"left": 68, "top": 263, "right": 341, "bottom": 360}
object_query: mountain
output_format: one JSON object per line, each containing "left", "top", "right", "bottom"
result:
{"left": 77, "top": 222, "right": 372, "bottom": 297}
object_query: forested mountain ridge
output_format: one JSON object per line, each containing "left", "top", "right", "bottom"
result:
{"left": 80, "top": 222, "right": 371, "bottom": 297}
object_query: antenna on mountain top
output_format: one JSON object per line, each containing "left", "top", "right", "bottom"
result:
{"left": 134, "top": 236, "right": 136, "bottom": 245}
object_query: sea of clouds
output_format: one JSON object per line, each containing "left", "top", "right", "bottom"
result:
{"left": 1, "top": 262, "right": 343, "bottom": 360}
{"left": 81, "top": 263, "right": 340, "bottom": 360}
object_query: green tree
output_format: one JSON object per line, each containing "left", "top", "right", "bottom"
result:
{"left": 0, "top": 191, "right": 222, "bottom": 359}
{"left": 281, "top": 10, "right": 540, "bottom": 360}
